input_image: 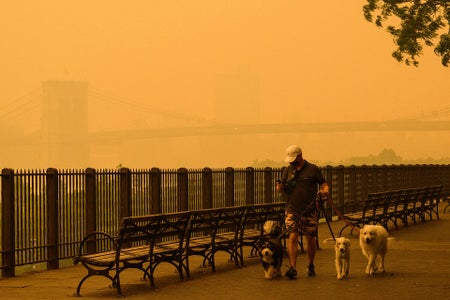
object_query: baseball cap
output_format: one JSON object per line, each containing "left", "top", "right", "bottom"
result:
{"left": 284, "top": 145, "right": 302, "bottom": 163}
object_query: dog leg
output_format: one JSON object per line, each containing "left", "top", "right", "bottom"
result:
{"left": 265, "top": 266, "right": 279, "bottom": 279}
{"left": 344, "top": 259, "right": 350, "bottom": 277}
{"left": 264, "top": 269, "right": 271, "bottom": 279}
{"left": 366, "top": 255, "right": 377, "bottom": 275}
{"left": 341, "top": 258, "right": 350, "bottom": 279}
{"left": 378, "top": 254, "right": 385, "bottom": 273}
{"left": 341, "top": 258, "right": 348, "bottom": 278}
{"left": 336, "top": 259, "right": 342, "bottom": 279}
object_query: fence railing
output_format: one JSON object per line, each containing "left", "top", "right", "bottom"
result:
{"left": 1, "top": 164, "right": 449, "bottom": 277}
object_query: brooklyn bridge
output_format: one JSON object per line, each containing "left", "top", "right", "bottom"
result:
{"left": 89, "top": 119, "right": 450, "bottom": 142}
{"left": 1, "top": 80, "right": 449, "bottom": 168}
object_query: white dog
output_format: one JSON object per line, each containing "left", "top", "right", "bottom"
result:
{"left": 335, "top": 237, "right": 351, "bottom": 279}
{"left": 359, "top": 224, "right": 388, "bottom": 275}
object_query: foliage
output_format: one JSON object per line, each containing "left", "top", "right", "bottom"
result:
{"left": 338, "top": 148, "right": 450, "bottom": 166}
{"left": 340, "top": 148, "right": 404, "bottom": 165}
{"left": 251, "top": 159, "right": 286, "bottom": 168}
{"left": 363, "top": 0, "right": 450, "bottom": 67}
{"left": 256, "top": 148, "right": 450, "bottom": 167}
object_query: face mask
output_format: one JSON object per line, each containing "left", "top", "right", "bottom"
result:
{"left": 290, "top": 160, "right": 299, "bottom": 167}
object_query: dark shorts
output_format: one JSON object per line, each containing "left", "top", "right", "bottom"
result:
{"left": 285, "top": 211, "right": 318, "bottom": 237}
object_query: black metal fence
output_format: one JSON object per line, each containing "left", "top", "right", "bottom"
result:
{"left": 1, "top": 164, "right": 449, "bottom": 277}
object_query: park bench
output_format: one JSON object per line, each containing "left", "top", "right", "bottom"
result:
{"left": 384, "top": 189, "right": 409, "bottom": 229}
{"left": 338, "top": 185, "right": 444, "bottom": 236}
{"left": 74, "top": 211, "right": 191, "bottom": 297}
{"left": 240, "top": 201, "right": 322, "bottom": 255}
{"left": 339, "top": 191, "right": 387, "bottom": 236}
{"left": 240, "top": 202, "right": 286, "bottom": 258}
{"left": 183, "top": 203, "right": 288, "bottom": 276}
{"left": 183, "top": 206, "right": 247, "bottom": 276}
{"left": 73, "top": 203, "right": 289, "bottom": 296}
{"left": 443, "top": 191, "right": 450, "bottom": 213}
{"left": 401, "top": 187, "right": 426, "bottom": 226}
{"left": 418, "top": 185, "right": 443, "bottom": 221}
{"left": 395, "top": 185, "right": 442, "bottom": 226}
{"left": 74, "top": 203, "right": 284, "bottom": 296}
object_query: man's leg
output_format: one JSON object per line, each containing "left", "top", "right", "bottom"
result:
{"left": 288, "top": 231, "right": 299, "bottom": 268}
{"left": 305, "top": 235, "right": 316, "bottom": 265}
{"left": 303, "top": 214, "right": 318, "bottom": 276}
{"left": 285, "top": 213, "right": 299, "bottom": 279}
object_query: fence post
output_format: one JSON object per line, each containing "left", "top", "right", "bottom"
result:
{"left": 225, "top": 167, "right": 235, "bottom": 207}
{"left": 202, "top": 167, "right": 213, "bottom": 209}
{"left": 348, "top": 165, "right": 356, "bottom": 203}
{"left": 264, "top": 167, "right": 273, "bottom": 204}
{"left": 1, "top": 168, "right": 15, "bottom": 277}
{"left": 85, "top": 168, "right": 97, "bottom": 253}
{"left": 178, "top": 168, "right": 188, "bottom": 212}
{"left": 360, "top": 165, "right": 369, "bottom": 200}
{"left": 431, "top": 165, "right": 438, "bottom": 186}
{"left": 245, "top": 167, "right": 255, "bottom": 205}
{"left": 337, "top": 165, "right": 345, "bottom": 208}
{"left": 46, "top": 168, "right": 59, "bottom": 270}
{"left": 443, "top": 165, "right": 450, "bottom": 195}
{"left": 150, "top": 168, "right": 162, "bottom": 214}
{"left": 391, "top": 165, "right": 400, "bottom": 189}
{"left": 120, "top": 168, "right": 132, "bottom": 219}
{"left": 380, "top": 165, "right": 388, "bottom": 190}
{"left": 406, "top": 164, "right": 416, "bottom": 188}
{"left": 387, "top": 165, "right": 395, "bottom": 190}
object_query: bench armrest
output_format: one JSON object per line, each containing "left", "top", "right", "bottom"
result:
{"left": 344, "top": 200, "right": 364, "bottom": 213}
{"left": 74, "top": 231, "right": 116, "bottom": 264}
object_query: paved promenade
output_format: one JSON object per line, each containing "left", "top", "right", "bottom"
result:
{"left": 1, "top": 206, "right": 450, "bottom": 300}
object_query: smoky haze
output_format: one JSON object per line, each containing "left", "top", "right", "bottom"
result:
{"left": 1, "top": 1, "right": 449, "bottom": 169}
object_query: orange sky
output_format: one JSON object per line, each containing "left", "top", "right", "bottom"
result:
{"left": 1, "top": 1, "right": 449, "bottom": 168}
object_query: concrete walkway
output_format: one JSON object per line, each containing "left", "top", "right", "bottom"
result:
{"left": 1, "top": 206, "right": 450, "bottom": 300}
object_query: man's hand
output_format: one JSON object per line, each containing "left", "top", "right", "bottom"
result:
{"left": 275, "top": 180, "right": 284, "bottom": 192}
{"left": 318, "top": 183, "right": 329, "bottom": 198}
{"left": 318, "top": 190, "right": 329, "bottom": 197}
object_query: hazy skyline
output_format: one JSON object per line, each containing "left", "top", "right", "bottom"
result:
{"left": 1, "top": 1, "right": 449, "bottom": 169}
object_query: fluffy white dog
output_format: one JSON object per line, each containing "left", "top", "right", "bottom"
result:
{"left": 359, "top": 224, "right": 388, "bottom": 275}
{"left": 335, "top": 237, "right": 351, "bottom": 279}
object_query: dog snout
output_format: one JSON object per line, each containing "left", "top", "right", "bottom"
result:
{"left": 261, "top": 249, "right": 270, "bottom": 256}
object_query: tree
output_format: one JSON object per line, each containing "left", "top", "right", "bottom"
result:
{"left": 363, "top": 0, "right": 449, "bottom": 67}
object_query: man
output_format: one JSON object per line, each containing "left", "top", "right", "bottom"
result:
{"left": 276, "top": 145, "right": 329, "bottom": 279}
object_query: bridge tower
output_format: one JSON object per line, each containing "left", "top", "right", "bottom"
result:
{"left": 41, "top": 80, "right": 89, "bottom": 168}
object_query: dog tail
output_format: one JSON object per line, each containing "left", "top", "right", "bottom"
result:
{"left": 322, "top": 237, "right": 335, "bottom": 244}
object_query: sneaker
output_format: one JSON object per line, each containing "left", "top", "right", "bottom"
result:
{"left": 307, "top": 264, "right": 316, "bottom": 276}
{"left": 285, "top": 267, "right": 297, "bottom": 280}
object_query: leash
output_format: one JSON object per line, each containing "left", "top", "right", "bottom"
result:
{"left": 316, "top": 195, "right": 336, "bottom": 241}
{"left": 275, "top": 194, "right": 332, "bottom": 240}
{"left": 275, "top": 199, "right": 315, "bottom": 240}
{"left": 274, "top": 195, "right": 360, "bottom": 242}
{"left": 326, "top": 196, "right": 361, "bottom": 234}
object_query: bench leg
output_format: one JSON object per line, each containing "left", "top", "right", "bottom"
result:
{"left": 75, "top": 269, "right": 116, "bottom": 297}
